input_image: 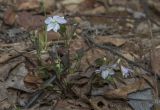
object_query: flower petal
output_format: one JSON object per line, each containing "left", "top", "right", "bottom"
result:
{"left": 53, "top": 23, "right": 60, "bottom": 32}
{"left": 53, "top": 16, "right": 67, "bottom": 24}
{"left": 101, "top": 70, "right": 109, "bottom": 79}
{"left": 47, "top": 23, "right": 55, "bottom": 31}
{"left": 121, "top": 65, "right": 130, "bottom": 77}
{"left": 45, "top": 17, "right": 53, "bottom": 24}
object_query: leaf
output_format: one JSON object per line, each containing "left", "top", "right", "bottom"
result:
{"left": 3, "top": 8, "right": 16, "bottom": 25}
{"left": 69, "top": 36, "right": 88, "bottom": 59}
{"left": 95, "top": 36, "right": 126, "bottom": 47}
{"left": 0, "top": 42, "right": 30, "bottom": 63}
{"left": 16, "top": 11, "right": 44, "bottom": 30}
{"left": 128, "top": 89, "right": 153, "bottom": 110}
{"left": 0, "top": 60, "right": 22, "bottom": 81}
{"left": 79, "top": 48, "right": 106, "bottom": 71}
{"left": 104, "top": 79, "right": 150, "bottom": 99}
{"left": 83, "top": 6, "right": 106, "bottom": 14}
{"left": 54, "top": 99, "right": 90, "bottom": 110}
{"left": 24, "top": 74, "right": 43, "bottom": 85}
{"left": 5, "top": 63, "right": 34, "bottom": 93}
{"left": 16, "top": 0, "right": 55, "bottom": 11}
{"left": 61, "top": 0, "right": 85, "bottom": 5}
{"left": 151, "top": 48, "right": 160, "bottom": 76}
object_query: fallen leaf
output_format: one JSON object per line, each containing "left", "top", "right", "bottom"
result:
{"left": 5, "top": 63, "right": 34, "bottom": 93}
{"left": 148, "top": 0, "right": 160, "bottom": 14}
{"left": 24, "top": 74, "right": 43, "bottom": 84}
{"left": 104, "top": 79, "right": 150, "bottom": 99}
{"left": 43, "top": 0, "right": 55, "bottom": 11}
{"left": 0, "top": 60, "right": 22, "bottom": 81}
{"left": 151, "top": 48, "right": 160, "bottom": 76}
{"left": 128, "top": 89, "right": 153, "bottom": 110}
{"left": 108, "top": 0, "right": 128, "bottom": 6}
{"left": 83, "top": 6, "right": 106, "bottom": 14}
{"left": 61, "top": 0, "right": 85, "bottom": 5}
{"left": 79, "top": 0, "right": 96, "bottom": 10}
{"left": 136, "top": 22, "right": 149, "bottom": 34}
{"left": 61, "top": 0, "right": 85, "bottom": 12}
{"left": 47, "top": 31, "right": 60, "bottom": 41}
{"left": 95, "top": 36, "right": 126, "bottom": 47}
{"left": 3, "top": 8, "right": 16, "bottom": 25}
{"left": 156, "top": 45, "right": 160, "bottom": 49}
{"left": 69, "top": 36, "right": 88, "bottom": 59}
{"left": 16, "top": 0, "right": 55, "bottom": 11}
{"left": 54, "top": 99, "right": 90, "bottom": 110}
{"left": 64, "top": 4, "right": 79, "bottom": 12}
{"left": 0, "top": 84, "right": 8, "bottom": 102}
{"left": 16, "top": 0, "right": 39, "bottom": 10}
{"left": 0, "top": 100, "right": 11, "bottom": 110}
{"left": 0, "top": 42, "right": 30, "bottom": 63}
{"left": 80, "top": 48, "right": 106, "bottom": 71}
{"left": 16, "top": 11, "right": 44, "bottom": 30}
{"left": 122, "top": 53, "right": 138, "bottom": 61}
{"left": 90, "top": 96, "right": 110, "bottom": 110}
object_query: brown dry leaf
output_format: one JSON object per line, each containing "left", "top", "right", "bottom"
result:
{"left": 95, "top": 36, "right": 126, "bottom": 47}
{"left": 24, "top": 74, "right": 43, "bottom": 84}
{"left": 0, "top": 60, "right": 22, "bottom": 81}
{"left": 5, "top": 63, "right": 34, "bottom": 93}
{"left": 0, "top": 52, "right": 17, "bottom": 63}
{"left": 72, "top": 82, "right": 91, "bottom": 98}
{"left": 136, "top": 22, "right": 149, "bottom": 34}
{"left": 54, "top": 99, "right": 90, "bottom": 110}
{"left": 156, "top": 45, "right": 160, "bottom": 49}
{"left": 148, "top": 0, "right": 160, "bottom": 13}
{"left": 61, "top": 0, "right": 85, "bottom": 12}
{"left": 16, "top": 0, "right": 55, "bottom": 11}
{"left": 69, "top": 36, "right": 88, "bottom": 58}
{"left": 0, "top": 100, "right": 11, "bottom": 110}
{"left": 65, "top": 4, "right": 79, "bottom": 12}
{"left": 66, "top": 73, "right": 89, "bottom": 85}
{"left": 83, "top": 6, "right": 106, "bottom": 14}
{"left": 79, "top": 0, "right": 96, "bottom": 10}
{"left": 47, "top": 31, "right": 60, "bottom": 41}
{"left": 61, "top": 0, "right": 85, "bottom": 5}
{"left": 16, "top": 0, "right": 39, "bottom": 10}
{"left": 90, "top": 96, "right": 110, "bottom": 110}
{"left": 0, "top": 84, "right": 8, "bottom": 102}
{"left": 90, "top": 96, "right": 132, "bottom": 110}
{"left": 43, "top": 0, "right": 55, "bottom": 11}
{"left": 104, "top": 79, "right": 149, "bottom": 99}
{"left": 0, "top": 42, "right": 31, "bottom": 63}
{"left": 122, "top": 53, "right": 138, "bottom": 61}
{"left": 151, "top": 48, "right": 160, "bottom": 76}
{"left": 3, "top": 8, "right": 16, "bottom": 25}
{"left": 80, "top": 48, "right": 106, "bottom": 71}
{"left": 108, "top": 0, "right": 128, "bottom": 6}
{"left": 16, "top": 11, "right": 44, "bottom": 30}
{"left": 0, "top": 42, "right": 31, "bottom": 52}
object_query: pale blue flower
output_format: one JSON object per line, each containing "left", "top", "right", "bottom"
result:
{"left": 101, "top": 69, "right": 115, "bottom": 79}
{"left": 96, "top": 65, "right": 115, "bottom": 79}
{"left": 120, "top": 65, "right": 132, "bottom": 78}
{"left": 45, "top": 16, "right": 67, "bottom": 32}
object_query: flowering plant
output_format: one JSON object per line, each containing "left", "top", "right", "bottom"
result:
{"left": 45, "top": 16, "right": 67, "bottom": 32}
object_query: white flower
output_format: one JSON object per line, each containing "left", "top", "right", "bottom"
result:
{"left": 45, "top": 15, "right": 67, "bottom": 32}
{"left": 101, "top": 69, "right": 115, "bottom": 79}
{"left": 120, "top": 65, "right": 132, "bottom": 78}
